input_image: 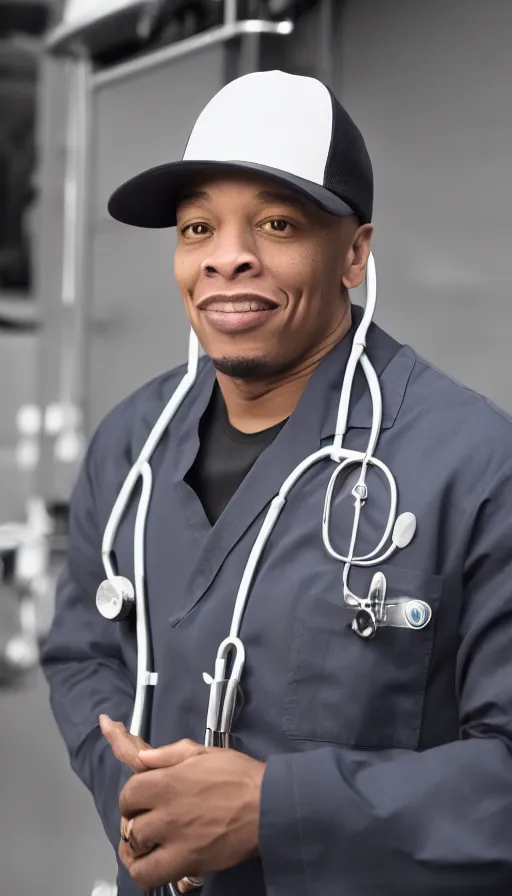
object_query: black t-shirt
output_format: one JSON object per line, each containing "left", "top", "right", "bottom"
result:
{"left": 186, "top": 382, "right": 288, "bottom": 525}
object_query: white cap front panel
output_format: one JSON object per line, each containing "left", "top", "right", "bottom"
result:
{"left": 183, "top": 70, "right": 333, "bottom": 187}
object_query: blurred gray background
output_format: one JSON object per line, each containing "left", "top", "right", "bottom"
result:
{"left": 1, "top": 0, "right": 511, "bottom": 893}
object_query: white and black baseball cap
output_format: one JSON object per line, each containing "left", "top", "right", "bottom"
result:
{"left": 108, "top": 70, "right": 373, "bottom": 228}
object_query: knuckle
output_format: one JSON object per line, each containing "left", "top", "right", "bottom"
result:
{"left": 122, "top": 771, "right": 138, "bottom": 798}
{"left": 178, "top": 738, "right": 201, "bottom": 755}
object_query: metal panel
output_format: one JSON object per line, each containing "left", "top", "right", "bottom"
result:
{"left": 0, "top": 332, "right": 37, "bottom": 519}
{"left": 34, "top": 53, "right": 77, "bottom": 502}
{"left": 338, "top": 0, "right": 512, "bottom": 411}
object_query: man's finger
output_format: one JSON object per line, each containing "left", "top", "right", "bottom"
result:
{"left": 119, "top": 836, "right": 201, "bottom": 894}
{"left": 177, "top": 876, "right": 203, "bottom": 893}
{"left": 99, "top": 714, "right": 132, "bottom": 750}
{"left": 99, "top": 714, "right": 123, "bottom": 741}
{"left": 119, "top": 768, "right": 169, "bottom": 819}
{"left": 99, "top": 715, "right": 149, "bottom": 772}
{"left": 124, "top": 817, "right": 157, "bottom": 858}
{"left": 128, "top": 844, "right": 191, "bottom": 892}
{"left": 137, "top": 738, "right": 207, "bottom": 769}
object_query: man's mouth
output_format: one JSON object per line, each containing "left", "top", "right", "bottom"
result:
{"left": 196, "top": 294, "right": 280, "bottom": 332}
{"left": 197, "top": 295, "right": 279, "bottom": 313}
{"left": 204, "top": 300, "right": 276, "bottom": 314}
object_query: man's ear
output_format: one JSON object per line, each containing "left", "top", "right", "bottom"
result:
{"left": 341, "top": 224, "right": 374, "bottom": 290}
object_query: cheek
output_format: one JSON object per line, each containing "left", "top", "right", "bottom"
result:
{"left": 264, "top": 246, "right": 319, "bottom": 295}
{"left": 173, "top": 249, "right": 199, "bottom": 294}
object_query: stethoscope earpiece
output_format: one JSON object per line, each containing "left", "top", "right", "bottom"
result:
{"left": 96, "top": 576, "right": 135, "bottom": 621}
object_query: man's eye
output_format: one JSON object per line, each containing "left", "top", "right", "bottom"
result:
{"left": 262, "top": 219, "right": 292, "bottom": 233}
{"left": 182, "top": 223, "right": 210, "bottom": 237}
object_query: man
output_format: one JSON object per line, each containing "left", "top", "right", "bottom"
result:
{"left": 41, "top": 70, "right": 512, "bottom": 896}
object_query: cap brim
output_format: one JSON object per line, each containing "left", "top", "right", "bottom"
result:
{"left": 107, "top": 160, "right": 356, "bottom": 228}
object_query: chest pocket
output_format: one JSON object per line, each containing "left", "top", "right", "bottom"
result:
{"left": 282, "top": 566, "right": 444, "bottom": 750}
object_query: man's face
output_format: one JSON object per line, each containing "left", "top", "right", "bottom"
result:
{"left": 174, "top": 172, "right": 371, "bottom": 379}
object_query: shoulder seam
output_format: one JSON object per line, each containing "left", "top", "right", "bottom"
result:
{"left": 411, "top": 351, "right": 512, "bottom": 429}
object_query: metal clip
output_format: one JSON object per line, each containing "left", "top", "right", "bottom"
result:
{"left": 346, "top": 572, "right": 431, "bottom": 639}
{"left": 383, "top": 597, "right": 432, "bottom": 630}
{"left": 203, "top": 637, "right": 245, "bottom": 747}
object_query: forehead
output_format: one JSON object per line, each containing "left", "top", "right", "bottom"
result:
{"left": 175, "top": 171, "right": 312, "bottom": 214}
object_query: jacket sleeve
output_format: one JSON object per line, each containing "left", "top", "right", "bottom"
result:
{"left": 259, "top": 467, "right": 512, "bottom": 896}
{"left": 40, "top": 428, "right": 135, "bottom": 849}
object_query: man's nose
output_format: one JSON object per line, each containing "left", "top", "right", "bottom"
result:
{"left": 200, "top": 236, "right": 262, "bottom": 281}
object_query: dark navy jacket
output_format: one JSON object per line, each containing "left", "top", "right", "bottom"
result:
{"left": 41, "top": 308, "right": 512, "bottom": 895}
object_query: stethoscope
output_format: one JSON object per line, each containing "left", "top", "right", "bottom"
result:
{"left": 95, "top": 253, "right": 432, "bottom": 895}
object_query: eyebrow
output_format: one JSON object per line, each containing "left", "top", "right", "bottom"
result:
{"left": 255, "top": 189, "right": 307, "bottom": 210}
{"left": 176, "top": 187, "right": 307, "bottom": 212}
{"left": 176, "top": 189, "right": 211, "bottom": 211}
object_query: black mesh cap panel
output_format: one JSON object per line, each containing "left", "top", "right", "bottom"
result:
{"left": 324, "top": 89, "right": 374, "bottom": 224}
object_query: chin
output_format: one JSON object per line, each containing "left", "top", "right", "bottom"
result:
{"left": 211, "top": 354, "right": 283, "bottom": 380}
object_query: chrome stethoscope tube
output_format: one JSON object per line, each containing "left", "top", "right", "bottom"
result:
{"left": 95, "top": 254, "right": 431, "bottom": 895}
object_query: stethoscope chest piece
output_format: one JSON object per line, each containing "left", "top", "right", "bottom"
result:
{"left": 96, "top": 576, "right": 135, "bottom": 621}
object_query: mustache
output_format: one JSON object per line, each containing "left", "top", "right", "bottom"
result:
{"left": 195, "top": 292, "right": 280, "bottom": 310}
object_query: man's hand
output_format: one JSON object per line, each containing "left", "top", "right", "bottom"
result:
{"left": 100, "top": 717, "right": 204, "bottom": 891}
{"left": 117, "top": 739, "right": 266, "bottom": 891}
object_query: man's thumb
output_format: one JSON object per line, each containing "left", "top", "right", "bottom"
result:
{"left": 99, "top": 715, "right": 149, "bottom": 772}
{"left": 138, "top": 738, "right": 206, "bottom": 769}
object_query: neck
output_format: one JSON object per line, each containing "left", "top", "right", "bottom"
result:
{"left": 216, "top": 304, "right": 352, "bottom": 434}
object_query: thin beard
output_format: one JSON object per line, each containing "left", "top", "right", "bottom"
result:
{"left": 211, "top": 355, "right": 284, "bottom": 380}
